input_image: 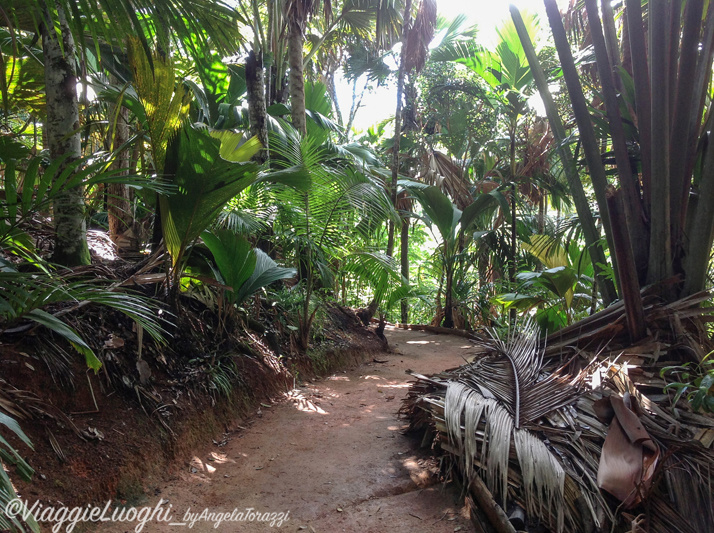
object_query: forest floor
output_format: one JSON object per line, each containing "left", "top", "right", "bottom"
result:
{"left": 92, "top": 326, "right": 478, "bottom": 532}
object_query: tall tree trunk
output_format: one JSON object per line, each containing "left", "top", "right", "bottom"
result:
{"left": 682, "top": 107, "right": 714, "bottom": 296}
{"left": 585, "top": 0, "right": 649, "bottom": 282}
{"left": 511, "top": 4, "right": 618, "bottom": 305}
{"left": 345, "top": 77, "right": 369, "bottom": 139}
{"left": 324, "top": 71, "right": 344, "bottom": 131}
{"left": 647, "top": 0, "right": 673, "bottom": 286}
{"left": 288, "top": 18, "right": 307, "bottom": 135}
{"left": 624, "top": 0, "right": 652, "bottom": 217}
{"left": 387, "top": 0, "right": 413, "bottom": 258}
{"left": 543, "top": 0, "right": 624, "bottom": 299}
{"left": 41, "top": 4, "right": 90, "bottom": 266}
{"left": 400, "top": 216, "right": 409, "bottom": 324}
{"left": 606, "top": 186, "right": 646, "bottom": 341}
{"left": 106, "top": 96, "right": 133, "bottom": 249}
{"left": 246, "top": 50, "right": 269, "bottom": 161}
{"left": 508, "top": 128, "right": 517, "bottom": 287}
{"left": 442, "top": 263, "right": 454, "bottom": 328}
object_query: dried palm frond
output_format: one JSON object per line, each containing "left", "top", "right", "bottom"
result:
{"left": 435, "top": 321, "right": 573, "bottom": 532}
{"left": 403, "top": 0, "right": 437, "bottom": 73}
{"left": 452, "top": 318, "right": 586, "bottom": 427}
{"left": 403, "top": 298, "right": 714, "bottom": 533}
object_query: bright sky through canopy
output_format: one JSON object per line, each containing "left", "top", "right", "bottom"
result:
{"left": 346, "top": 0, "right": 548, "bottom": 132}
{"left": 437, "top": 0, "right": 546, "bottom": 47}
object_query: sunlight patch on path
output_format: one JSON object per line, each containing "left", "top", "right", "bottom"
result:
{"left": 285, "top": 389, "right": 328, "bottom": 414}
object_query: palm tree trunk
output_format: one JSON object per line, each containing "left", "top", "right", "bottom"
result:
{"left": 585, "top": 0, "right": 649, "bottom": 281}
{"left": 543, "top": 0, "right": 623, "bottom": 299}
{"left": 288, "top": 19, "right": 307, "bottom": 135}
{"left": 325, "top": 71, "right": 344, "bottom": 130}
{"left": 509, "top": 128, "right": 517, "bottom": 288}
{"left": 400, "top": 216, "right": 409, "bottom": 324}
{"left": 682, "top": 108, "right": 714, "bottom": 296}
{"left": 443, "top": 263, "right": 454, "bottom": 328}
{"left": 624, "top": 0, "right": 652, "bottom": 217}
{"left": 647, "top": 0, "right": 673, "bottom": 286}
{"left": 106, "top": 95, "right": 132, "bottom": 248}
{"left": 387, "top": 0, "right": 413, "bottom": 258}
{"left": 246, "top": 50, "right": 269, "bottom": 160}
{"left": 345, "top": 77, "right": 369, "bottom": 139}
{"left": 41, "top": 3, "right": 90, "bottom": 266}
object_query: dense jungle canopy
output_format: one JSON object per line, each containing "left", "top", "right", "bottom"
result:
{"left": 2, "top": 0, "right": 714, "bottom": 530}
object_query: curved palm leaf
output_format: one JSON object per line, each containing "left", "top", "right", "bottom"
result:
{"left": 0, "top": 411, "right": 38, "bottom": 533}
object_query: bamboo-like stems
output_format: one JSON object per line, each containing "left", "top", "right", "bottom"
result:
{"left": 669, "top": 0, "right": 704, "bottom": 250}
{"left": 682, "top": 108, "right": 714, "bottom": 297}
{"left": 625, "top": 0, "right": 652, "bottom": 216}
{"left": 684, "top": 3, "right": 714, "bottom": 188}
{"left": 667, "top": 1, "right": 682, "bottom": 122}
{"left": 606, "top": 186, "right": 646, "bottom": 342}
{"left": 647, "top": 0, "right": 673, "bottom": 285}
{"left": 584, "top": 0, "right": 648, "bottom": 281}
{"left": 543, "top": 0, "right": 618, "bottom": 279}
{"left": 600, "top": 0, "right": 621, "bottom": 89}
{"left": 510, "top": 5, "right": 617, "bottom": 305}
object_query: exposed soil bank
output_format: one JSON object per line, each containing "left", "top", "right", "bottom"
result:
{"left": 91, "top": 326, "right": 478, "bottom": 532}
{"left": 5, "top": 306, "right": 382, "bottom": 515}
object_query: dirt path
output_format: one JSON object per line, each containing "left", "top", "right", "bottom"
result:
{"left": 96, "top": 327, "right": 477, "bottom": 532}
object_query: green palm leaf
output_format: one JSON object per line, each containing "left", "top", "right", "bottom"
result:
{"left": 201, "top": 229, "right": 295, "bottom": 306}
{"left": 160, "top": 125, "right": 259, "bottom": 267}
{"left": 235, "top": 249, "right": 295, "bottom": 305}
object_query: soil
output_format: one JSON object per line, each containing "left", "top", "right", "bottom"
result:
{"left": 3, "top": 303, "right": 382, "bottom": 513}
{"left": 90, "top": 326, "right": 479, "bottom": 532}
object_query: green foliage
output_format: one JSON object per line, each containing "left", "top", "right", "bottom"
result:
{"left": 661, "top": 353, "right": 714, "bottom": 414}
{"left": 0, "top": 149, "right": 171, "bottom": 264}
{"left": 159, "top": 124, "right": 260, "bottom": 271}
{"left": 270, "top": 124, "right": 396, "bottom": 345}
{"left": 1, "top": 30, "right": 45, "bottom": 117}
{"left": 495, "top": 234, "right": 596, "bottom": 332}
{"left": 128, "top": 37, "right": 192, "bottom": 173}
{"left": 0, "top": 410, "right": 39, "bottom": 533}
{"left": 403, "top": 182, "right": 504, "bottom": 326}
{"left": 201, "top": 229, "right": 295, "bottom": 306}
{"left": 0, "top": 144, "right": 170, "bottom": 368}
{"left": 187, "top": 57, "right": 247, "bottom": 128}
{"left": 0, "top": 268, "right": 167, "bottom": 371}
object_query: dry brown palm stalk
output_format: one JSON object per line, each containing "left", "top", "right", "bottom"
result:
{"left": 401, "top": 300, "right": 714, "bottom": 533}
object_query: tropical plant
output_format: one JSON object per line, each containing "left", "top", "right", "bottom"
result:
{"left": 661, "top": 352, "right": 714, "bottom": 414}
{"left": 201, "top": 228, "right": 295, "bottom": 307}
{"left": 0, "top": 409, "right": 38, "bottom": 533}
{"left": 270, "top": 124, "right": 397, "bottom": 346}
{"left": 496, "top": 234, "right": 596, "bottom": 331}
{"left": 404, "top": 183, "right": 506, "bottom": 327}
{"left": 513, "top": 1, "right": 714, "bottom": 344}
{"left": 510, "top": 7, "right": 617, "bottom": 305}
{"left": 4, "top": 0, "right": 242, "bottom": 265}
{"left": 0, "top": 267, "right": 167, "bottom": 371}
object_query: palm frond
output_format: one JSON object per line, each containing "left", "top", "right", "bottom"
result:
{"left": 0, "top": 270, "right": 168, "bottom": 371}
{"left": 403, "top": 0, "right": 437, "bottom": 73}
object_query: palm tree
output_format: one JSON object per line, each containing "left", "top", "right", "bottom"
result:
{"left": 38, "top": 2, "right": 89, "bottom": 265}
{"left": 5, "top": 0, "right": 242, "bottom": 265}
{"left": 405, "top": 184, "right": 504, "bottom": 328}
{"left": 387, "top": 0, "right": 436, "bottom": 257}
{"left": 270, "top": 123, "right": 397, "bottom": 347}
{"left": 284, "top": 0, "right": 332, "bottom": 135}
{"left": 521, "top": 0, "right": 714, "bottom": 341}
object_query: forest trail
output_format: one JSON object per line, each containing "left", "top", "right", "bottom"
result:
{"left": 95, "top": 327, "right": 477, "bottom": 532}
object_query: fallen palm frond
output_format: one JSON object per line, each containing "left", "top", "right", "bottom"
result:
{"left": 402, "top": 297, "right": 714, "bottom": 533}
